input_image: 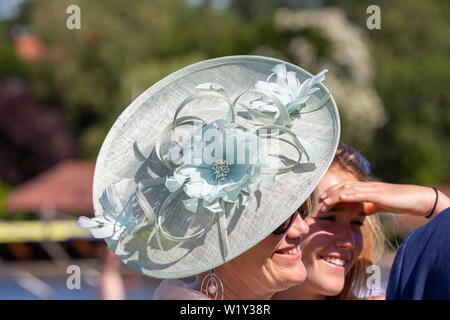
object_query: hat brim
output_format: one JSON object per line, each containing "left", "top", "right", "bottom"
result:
{"left": 93, "top": 55, "right": 340, "bottom": 279}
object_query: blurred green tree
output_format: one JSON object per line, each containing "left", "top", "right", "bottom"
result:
{"left": 20, "top": 0, "right": 297, "bottom": 158}
{"left": 1, "top": 0, "right": 447, "bottom": 186}
{"left": 23, "top": 0, "right": 272, "bottom": 157}
{"left": 327, "top": 0, "right": 450, "bottom": 184}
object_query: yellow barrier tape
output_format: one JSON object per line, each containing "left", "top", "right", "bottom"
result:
{"left": 0, "top": 220, "right": 92, "bottom": 243}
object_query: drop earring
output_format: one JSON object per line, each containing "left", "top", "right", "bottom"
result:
{"left": 200, "top": 269, "right": 224, "bottom": 300}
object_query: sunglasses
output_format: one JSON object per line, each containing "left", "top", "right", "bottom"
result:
{"left": 272, "top": 207, "right": 308, "bottom": 235}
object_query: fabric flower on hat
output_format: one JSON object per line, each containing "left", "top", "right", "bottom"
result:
{"left": 78, "top": 178, "right": 137, "bottom": 240}
{"left": 249, "top": 64, "right": 327, "bottom": 121}
{"left": 165, "top": 119, "right": 275, "bottom": 213}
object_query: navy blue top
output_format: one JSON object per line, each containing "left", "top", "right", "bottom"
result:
{"left": 386, "top": 207, "right": 450, "bottom": 300}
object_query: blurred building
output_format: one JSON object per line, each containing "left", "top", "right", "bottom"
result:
{"left": 0, "top": 161, "right": 158, "bottom": 300}
{"left": 6, "top": 160, "right": 94, "bottom": 216}
{"left": 2, "top": 160, "right": 96, "bottom": 259}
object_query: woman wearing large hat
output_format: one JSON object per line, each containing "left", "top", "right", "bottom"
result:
{"left": 78, "top": 56, "right": 340, "bottom": 299}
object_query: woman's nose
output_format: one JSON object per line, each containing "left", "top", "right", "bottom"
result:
{"left": 334, "top": 226, "right": 355, "bottom": 249}
{"left": 287, "top": 213, "right": 310, "bottom": 238}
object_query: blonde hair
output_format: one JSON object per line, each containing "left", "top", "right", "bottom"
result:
{"left": 327, "top": 142, "right": 385, "bottom": 300}
{"left": 300, "top": 187, "right": 319, "bottom": 219}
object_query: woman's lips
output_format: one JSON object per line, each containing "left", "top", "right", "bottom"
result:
{"left": 273, "top": 244, "right": 302, "bottom": 260}
{"left": 319, "top": 255, "right": 347, "bottom": 271}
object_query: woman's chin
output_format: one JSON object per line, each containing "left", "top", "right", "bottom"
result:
{"left": 283, "top": 263, "right": 308, "bottom": 287}
{"left": 317, "top": 281, "right": 345, "bottom": 297}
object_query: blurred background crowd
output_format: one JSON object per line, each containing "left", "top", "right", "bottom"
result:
{"left": 0, "top": 0, "right": 449, "bottom": 299}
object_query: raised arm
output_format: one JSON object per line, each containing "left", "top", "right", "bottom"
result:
{"left": 318, "top": 182, "right": 450, "bottom": 218}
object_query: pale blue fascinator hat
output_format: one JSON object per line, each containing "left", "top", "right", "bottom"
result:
{"left": 78, "top": 55, "right": 340, "bottom": 279}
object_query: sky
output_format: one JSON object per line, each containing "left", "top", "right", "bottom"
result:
{"left": 0, "top": 0, "right": 29, "bottom": 21}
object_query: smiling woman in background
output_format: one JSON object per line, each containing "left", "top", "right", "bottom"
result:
{"left": 274, "top": 143, "right": 384, "bottom": 300}
{"left": 274, "top": 142, "right": 450, "bottom": 300}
